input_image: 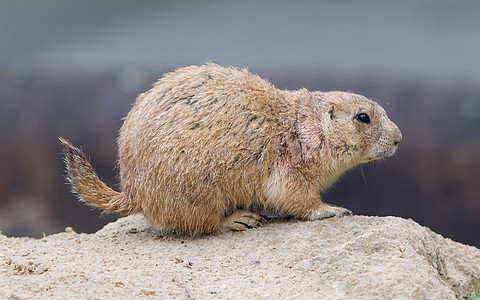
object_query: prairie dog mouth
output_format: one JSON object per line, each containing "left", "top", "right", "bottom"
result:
{"left": 367, "top": 144, "right": 398, "bottom": 161}
{"left": 384, "top": 146, "right": 398, "bottom": 158}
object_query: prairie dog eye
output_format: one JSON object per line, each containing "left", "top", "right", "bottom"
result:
{"left": 356, "top": 113, "right": 371, "bottom": 124}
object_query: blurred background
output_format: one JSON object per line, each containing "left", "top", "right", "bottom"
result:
{"left": 1, "top": 0, "right": 479, "bottom": 247}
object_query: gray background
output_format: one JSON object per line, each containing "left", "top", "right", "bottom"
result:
{"left": 2, "top": 0, "right": 480, "bottom": 81}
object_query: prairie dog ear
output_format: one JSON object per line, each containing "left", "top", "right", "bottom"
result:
{"left": 328, "top": 105, "right": 335, "bottom": 120}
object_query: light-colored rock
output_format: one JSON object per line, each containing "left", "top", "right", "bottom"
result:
{"left": 0, "top": 215, "right": 479, "bottom": 299}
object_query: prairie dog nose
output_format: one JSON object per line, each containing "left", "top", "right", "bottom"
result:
{"left": 390, "top": 122, "right": 402, "bottom": 146}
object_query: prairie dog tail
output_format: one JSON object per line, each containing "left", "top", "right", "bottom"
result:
{"left": 59, "top": 137, "right": 137, "bottom": 215}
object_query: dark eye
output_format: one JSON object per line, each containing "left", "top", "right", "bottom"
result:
{"left": 356, "top": 113, "right": 371, "bottom": 124}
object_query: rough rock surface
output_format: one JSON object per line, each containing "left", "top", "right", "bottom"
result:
{"left": 1, "top": 215, "right": 479, "bottom": 299}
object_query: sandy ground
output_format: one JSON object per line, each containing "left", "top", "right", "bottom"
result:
{"left": 1, "top": 215, "right": 479, "bottom": 299}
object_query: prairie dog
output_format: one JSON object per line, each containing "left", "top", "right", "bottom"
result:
{"left": 60, "top": 63, "right": 402, "bottom": 236}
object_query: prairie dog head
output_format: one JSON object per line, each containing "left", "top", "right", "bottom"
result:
{"left": 298, "top": 91, "right": 402, "bottom": 165}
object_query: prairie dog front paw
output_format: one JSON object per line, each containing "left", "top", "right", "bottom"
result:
{"left": 306, "top": 204, "right": 352, "bottom": 221}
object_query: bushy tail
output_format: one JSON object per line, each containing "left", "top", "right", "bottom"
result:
{"left": 59, "top": 137, "right": 137, "bottom": 215}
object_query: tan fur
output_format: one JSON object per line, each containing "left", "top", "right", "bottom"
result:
{"left": 60, "top": 63, "right": 402, "bottom": 236}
